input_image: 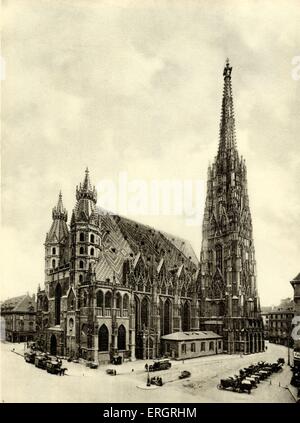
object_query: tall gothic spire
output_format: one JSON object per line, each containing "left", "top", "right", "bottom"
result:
{"left": 52, "top": 191, "right": 68, "bottom": 221}
{"left": 76, "top": 167, "right": 97, "bottom": 203}
{"left": 217, "top": 59, "right": 236, "bottom": 159}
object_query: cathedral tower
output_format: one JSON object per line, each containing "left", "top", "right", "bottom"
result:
{"left": 44, "top": 192, "right": 69, "bottom": 289}
{"left": 199, "top": 60, "right": 264, "bottom": 354}
{"left": 70, "top": 168, "right": 100, "bottom": 288}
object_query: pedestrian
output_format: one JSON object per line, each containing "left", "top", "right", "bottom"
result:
{"left": 131, "top": 368, "right": 134, "bottom": 372}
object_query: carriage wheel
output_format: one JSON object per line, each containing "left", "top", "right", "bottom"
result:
{"left": 217, "top": 384, "right": 222, "bottom": 390}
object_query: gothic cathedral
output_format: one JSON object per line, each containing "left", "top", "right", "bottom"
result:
{"left": 36, "top": 60, "right": 264, "bottom": 362}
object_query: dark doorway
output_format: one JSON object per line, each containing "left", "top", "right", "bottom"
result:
{"left": 98, "top": 324, "right": 109, "bottom": 352}
{"left": 55, "top": 283, "right": 62, "bottom": 325}
{"left": 50, "top": 334, "right": 57, "bottom": 355}
{"left": 118, "top": 324, "right": 126, "bottom": 350}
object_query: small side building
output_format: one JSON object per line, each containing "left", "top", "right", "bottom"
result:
{"left": 0, "top": 294, "right": 36, "bottom": 342}
{"left": 161, "top": 331, "right": 223, "bottom": 360}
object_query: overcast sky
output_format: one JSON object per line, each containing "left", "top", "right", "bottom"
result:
{"left": 1, "top": 0, "right": 300, "bottom": 306}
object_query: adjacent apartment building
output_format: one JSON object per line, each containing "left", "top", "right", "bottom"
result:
{"left": 1, "top": 294, "right": 36, "bottom": 342}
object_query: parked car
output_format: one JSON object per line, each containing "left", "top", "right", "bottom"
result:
{"left": 149, "top": 359, "right": 171, "bottom": 372}
{"left": 86, "top": 362, "right": 98, "bottom": 369}
{"left": 150, "top": 376, "right": 163, "bottom": 386}
{"left": 46, "top": 360, "right": 62, "bottom": 375}
{"left": 179, "top": 370, "right": 191, "bottom": 379}
{"left": 24, "top": 351, "right": 36, "bottom": 364}
{"left": 111, "top": 355, "right": 122, "bottom": 365}
{"left": 34, "top": 354, "right": 49, "bottom": 370}
{"left": 106, "top": 368, "right": 117, "bottom": 376}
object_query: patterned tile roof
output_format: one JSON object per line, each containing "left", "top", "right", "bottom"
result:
{"left": 94, "top": 210, "right": 198, "bottom": 283}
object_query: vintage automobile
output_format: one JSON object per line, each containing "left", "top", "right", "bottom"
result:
{"left": 34, "top": 353, "right": 50, "bottom": 370}
{"left": 217, "top": 376, "right": 239, "bottom": 392}
{"left": 106, "top": 368, "right": 117, "bottom": 376}
{"left": 150, "top": 376, "right": 163, "bottom": 386}
{"left": 111, "top": 355, "right": 122, "bottom": 365}
{"left": 277, "top": 357, "right": 285, "bottom": 365}
{"left": 244, "top": 376, "right": 257, "bottom": 388}
{"left": 179, "top": 370, "right": 191, "bottom": 380}
{"left": 46, "top": 360, "right": 62, "bottom": 375}
{"left": 86, "top": 362, "right": 98, "bottom": 369}
{"left": 257, "top": 370, "right": 269, "bottom": 380}
{"left": 148, "top": 359, "right": 172, "bottom": 372}
{"left": 24, "top": 350, "right": 36, "bottom": 364}
{"left": 218, "top": 376, "right": 252, "bottom": 394}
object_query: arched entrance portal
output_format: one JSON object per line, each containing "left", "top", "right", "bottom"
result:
{"left": 50, "top": 334, "right": 57, "bottom": 355}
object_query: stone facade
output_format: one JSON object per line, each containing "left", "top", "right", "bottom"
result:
{"left": 199, "top": 60, "right": 264, "bottom": 354}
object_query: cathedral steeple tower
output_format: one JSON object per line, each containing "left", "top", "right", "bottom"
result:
{"left": 199, "top": 61, "right": 264, "bottom": 355}
{"left": 70, "top": 169, "right": 100, "bottom": 287}
{"left": 44, "top": 192, "right": 69, "bottom": 289}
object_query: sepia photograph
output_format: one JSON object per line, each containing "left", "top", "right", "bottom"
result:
{"left": 1, "top": 0, "right": 300, "bottom": 409}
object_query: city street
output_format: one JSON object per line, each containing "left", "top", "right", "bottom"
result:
{"left": 0, "top": 341, "right": 295, "bottom": 403}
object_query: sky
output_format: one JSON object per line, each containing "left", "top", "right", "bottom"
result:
{"left": 1, "top": 0, "right": 300, "bottom": 305}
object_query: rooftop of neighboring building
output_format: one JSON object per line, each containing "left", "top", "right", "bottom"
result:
{"left": 1, "top": 294, "right": 36, "bottom": 314}
{"left": 161, "top": 331, "right": 222, "bottom": 341}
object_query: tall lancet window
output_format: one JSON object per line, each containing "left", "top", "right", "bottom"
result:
{"left": 216, "top": 245, "right": 223, "bottom": 273}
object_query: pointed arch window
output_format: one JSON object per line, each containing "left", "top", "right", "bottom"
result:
{"left": 105, "top": 291, "right": 112, "bottom": 308}
{"left": 79, "top": 274, "right": 83, "bottom": 283}
{"left": 90, "top": 234, "right": 95, "bottom": 243}
{"left": 141, "top": 297, "right": 149, "bottom": 328}
{"left": 90, "top": 247, "right": 94, "bottom": 256}
{"left": 123, "top": 294, "right": 129, "bottom": 313}
{"left": 96, "top": 290, "right": 103, "bottom": 308}
{"left": 55, "top": 283, "right": 62, "bottom": 325}
{"left": 52, "top": 247, "right": 56, "bottom": 255}
{"left": 80, "top": 232, "right": 85, "bottom": 242}
{"left": 79, "top": 260, "right": 84, "bottom": 269}
{"left": 161, "top": 282, "right": 166, "bottom": 294}
{"left": 80, "top": 247, "right": 84, "bottom": 255}
{"left": 216, "top": 245, "right": 223, "bottom": 273}
{"left": 182, "top": 301, "right": 190, "bottom": 331}
{"left": 116, "top": 293, "right": 121, "bottom": 308}
{"left": 145, "top": 281, "right": 151, "bottom": 293}
{"left": 117, "top": 324, "right": 126, "bottom": 350}
{"left": 52, "top": 259, "right": 56, "bottom": 269}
